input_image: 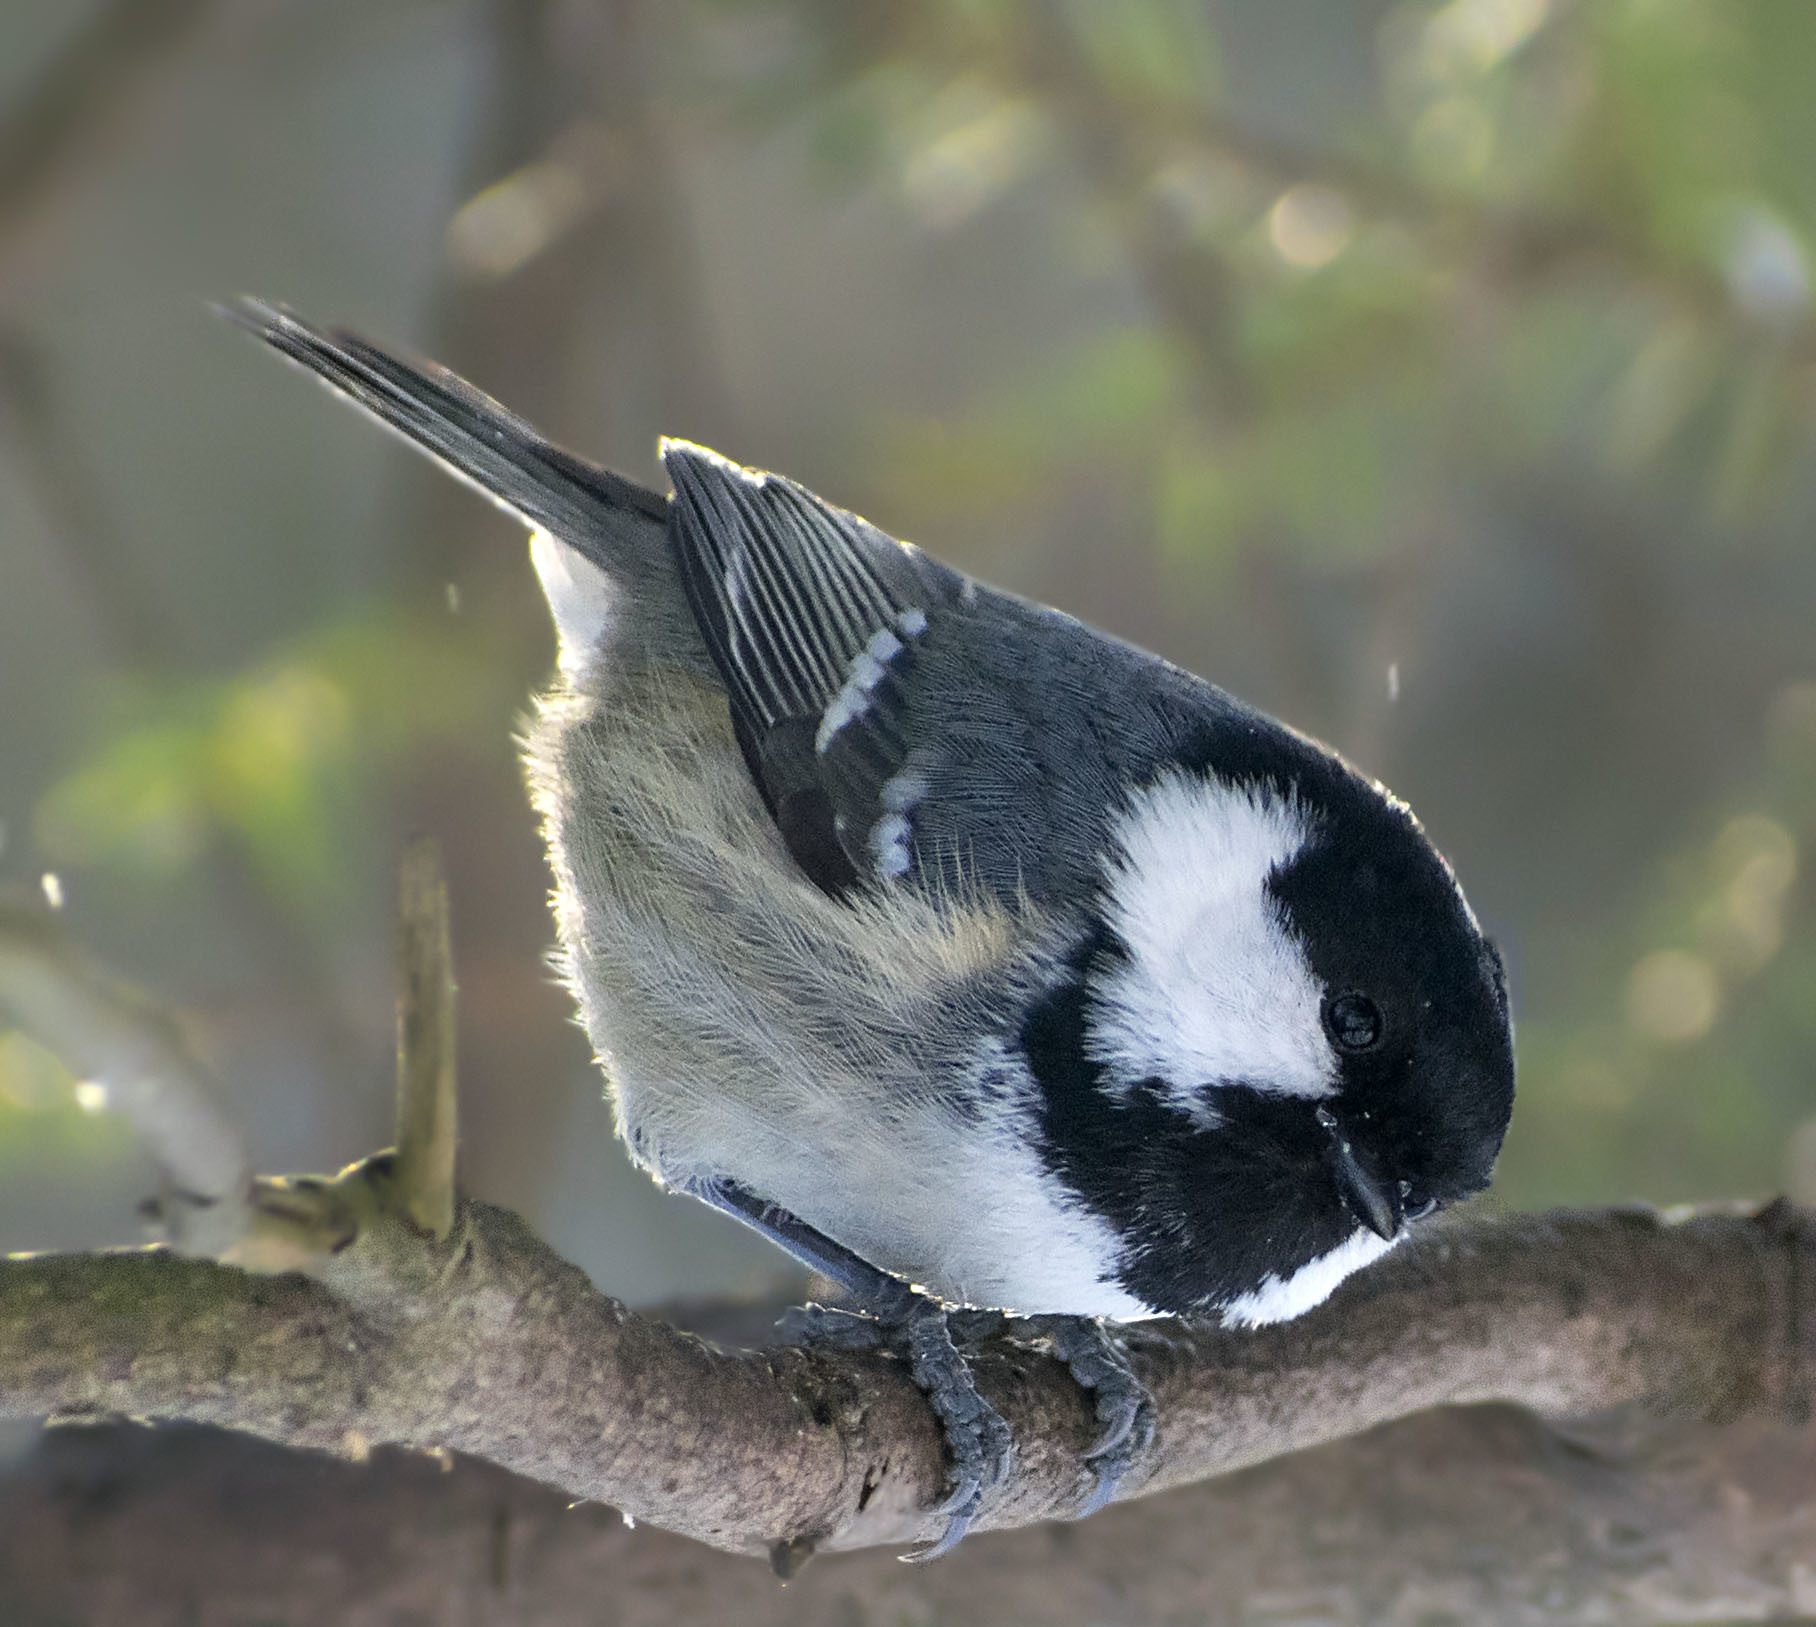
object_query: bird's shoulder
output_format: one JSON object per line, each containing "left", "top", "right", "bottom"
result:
{"left": 661, "top": 442, "right": 1258, "bottom": 910}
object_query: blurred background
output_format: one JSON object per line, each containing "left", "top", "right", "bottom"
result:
{"left": 1, "top": 0, "right": 1814, "bottom": 1309}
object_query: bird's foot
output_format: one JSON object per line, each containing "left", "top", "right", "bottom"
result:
{"left": 777, "top": 1301, "right": 887, "bottom": 1349}
{"left": 895, "top": 1296, "right": 1015, "bottom": 1557}
{"left": 684, "top": 1178, "right": 1013, "bottom": 1556}
{"left": 782, "top": 1293, "right": 1013, "bottom": 1557}
{"left": 1019, "top": 1315, "right": 1154, "bottom": 1515}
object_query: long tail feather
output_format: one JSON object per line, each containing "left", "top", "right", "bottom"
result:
{"left": 221, "top": 298, "right": 668, "bottom": 560}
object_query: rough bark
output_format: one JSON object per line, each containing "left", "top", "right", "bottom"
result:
{"left": 1, "top": 1364, "right": 1813, "bottom": 1623}
{"left": 2, "top": 1188, "right": 1811, "bottom": 1569}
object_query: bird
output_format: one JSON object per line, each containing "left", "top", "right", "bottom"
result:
{"left": 228, "top": 298, "right": 1515, "bottom": 1557}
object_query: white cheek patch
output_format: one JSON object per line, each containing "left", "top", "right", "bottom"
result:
{"left": 1091, "top": 770, "right": 1336, "bottom": 1118}
{"left": 1218, "top": 1227, "right": 1399, "bottom": 1327}
{"left": 530, "top": 532, "right": 617, "bottom": 676}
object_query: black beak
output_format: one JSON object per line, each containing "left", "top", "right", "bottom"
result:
{"left": 1316, "top": 1106, "right": 1401, "bottom": 1241}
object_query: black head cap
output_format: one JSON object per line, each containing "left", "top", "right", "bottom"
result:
{"left": 1267, "top": 765, "right": 1514, "bottom": 1219}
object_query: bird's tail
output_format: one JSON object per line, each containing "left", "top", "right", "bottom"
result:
{"left": 221, "top": 298, "right": 669, "bottom": 566}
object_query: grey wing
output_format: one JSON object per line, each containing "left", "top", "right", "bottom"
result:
{"left": 663, "top": 441, "right": 957, "bottom": 896}
{"left": 662, "top": 442, "right": 1214, "bottom": 907}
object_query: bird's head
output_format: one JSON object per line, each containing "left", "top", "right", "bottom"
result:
{"left": 1028, "top": 741, "right": 1514, "bottom": 1325}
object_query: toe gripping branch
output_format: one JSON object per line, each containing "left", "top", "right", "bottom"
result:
{"left": 690, "top": 1178, "right": 1153, "bottom": 1556}
{"left": 1018, "top": 1314, "right": 1155, "bottom": 1516}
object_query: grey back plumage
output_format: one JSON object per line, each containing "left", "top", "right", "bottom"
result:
{"left": 658, "top": 440, "right": 1249, "bottom": 910}
{"left": 227, "top": 298, "right": 1259, "bottom": 917}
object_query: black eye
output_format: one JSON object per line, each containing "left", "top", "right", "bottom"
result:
{"left": 1324, "top": 992, "right": 1382, "bottom": 1052}
{"left": 1400, "top": 1182, "right": 1437, "bottom": 1223}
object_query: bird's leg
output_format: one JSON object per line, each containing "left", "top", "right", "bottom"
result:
{"left": 684, "top": 1177, "right": 1013, "bottom": 1557}
{"left": 1015, "top": 1315, "right": 1154, "bottom": 1515}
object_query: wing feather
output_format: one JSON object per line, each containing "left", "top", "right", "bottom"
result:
{"left": 663, "top": 441, "right": 946, "bottom": 894}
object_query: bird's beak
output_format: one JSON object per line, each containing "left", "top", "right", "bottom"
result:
{"left": 1316, "top": 1106, "right": 1401, "bottom": 1241}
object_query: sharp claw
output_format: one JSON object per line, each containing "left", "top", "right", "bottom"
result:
{"left": 1082, "top": 1409, "right": 1125, "bottom": 1459}
{"left": 1019, "top": 1314, "right": 1156, "bottom": 1520}
{"left": 930, "top": 1470, "right": 982, "bottom": 1519}
{"left": 1077, "top": 1466, "right": 1120, "bottom": 1519}
{"left": 903, "top": 1504, "right": 977, "bottom": 1563}
{"left": 1087, "top": 1403, "right": 1137, "bottom": 1460}
{"left": 828, "top": 1294, "right": 1015, "bottom": 1558}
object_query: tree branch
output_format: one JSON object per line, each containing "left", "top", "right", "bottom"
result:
{"left": 2, "top": 1188, "right": 1810, "bottom": 1561}
{"left": 392, "top": 837, "right": 457, "bottom": 1239}
{"left": 4, "top": 1405, "right": 1811, "bottom": 1624}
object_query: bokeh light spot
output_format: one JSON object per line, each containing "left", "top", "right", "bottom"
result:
{"left": 903, "top": 95, "right": 1043, "bottom": 230}
{"left": 447, "top": 126, "right": 621, "bottom": 283}
{"left": 449, "top": 161, "right": 588, "bottom": 283}
{"left": 1422, "top": 0, "right": 1550, "bottom": 78}
{"left": 1267, "top": 184, "right": 1353, "bottom": 269}
{"left": 1718, "top": 203, "right": 1810, "bottom": 323}
{"left": 1701, "top": 815, "right": 1796, "bottom": 975}
{"left": 1625, "top": 950, "right": 1720, "bottom": 1044}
